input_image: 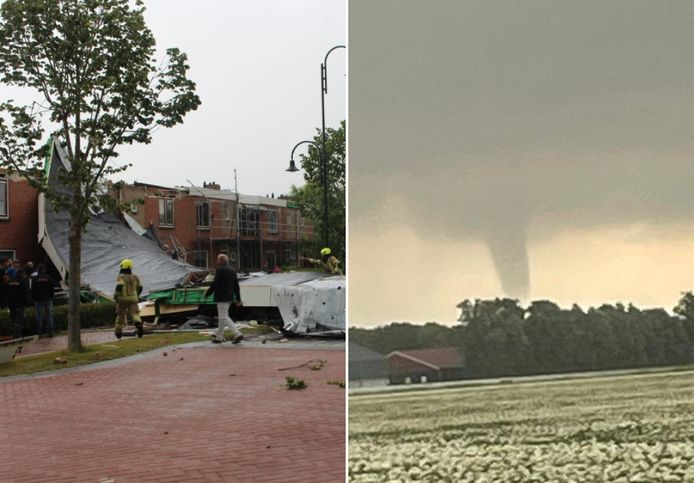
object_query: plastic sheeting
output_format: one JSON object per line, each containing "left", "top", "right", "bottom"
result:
{"left": 270, "top": 275, "right": 346, "bottom": 334}
{"left": 40, "top": 141, "right": 205, "bottom": 297}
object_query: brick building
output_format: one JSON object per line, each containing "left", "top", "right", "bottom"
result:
{"left": 116, "top": 181, "right": 314, "bottom": 271}
{"left": 387, "top": 347, "right": 468, "bottom": 384}
{"left": 0, "top": 171, "right": 44, "bottom": 265}
{"left": 0, "top": 172, "right": 313, "bottom": 273}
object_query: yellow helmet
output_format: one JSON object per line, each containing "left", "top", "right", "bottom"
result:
{"left": 120, "top": 259, "right": 134, "bottom": 270}
{"left": 320, "top": 247, "right": 331, "bottom": 256}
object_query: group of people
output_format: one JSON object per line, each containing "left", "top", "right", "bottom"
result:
{"left": 114, "top": 254, "right": 245, "bottom": 344}
{"left": 1, "top": 246, "right": 342, "bottom": 343}
{"left": 119, "top": 245, "right": 343, "bottom": 344}
{"left": 0, "top": 258, "right": 56, "bottom": 339}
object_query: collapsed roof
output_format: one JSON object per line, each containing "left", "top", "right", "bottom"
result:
{"left": 37, "top": 140, "right": 346, "bottom": 334}
{"left": 39, "top": 140, "right": 205, "bottom": 297}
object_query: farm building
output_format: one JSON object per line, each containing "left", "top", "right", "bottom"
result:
{"left": 387, "top": 347, "right": 467, "bottom": 384}
{"left": 349, "top": 343, "right": 390, "bottom": 388}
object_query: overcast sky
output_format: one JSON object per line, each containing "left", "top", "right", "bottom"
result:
{"left": 349, "top": 0, "right": 694, "bottom": 326}
{"left": 1, "top": 0, "right": 346, "bottom": 196}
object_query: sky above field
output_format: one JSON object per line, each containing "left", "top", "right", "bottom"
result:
{"left": 349, "top": 0, "right": 694, "bottom": 326}
{"left": 0, "top": 0, "right": 346, "bottom": 196}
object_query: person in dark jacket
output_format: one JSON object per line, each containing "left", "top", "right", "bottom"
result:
{"left": 0, "top": 257, "right": 10, "bottom": 309}
{"left": 6, "top": 271, "right": 27, "bottom": 339}
{"left": 31, "top": 264, "right": 55, "bottom": 337}
{"left": 205, "top": 254, "right": 243, "bottom": 344}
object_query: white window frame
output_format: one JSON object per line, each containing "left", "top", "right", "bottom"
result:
{"left": 268, "top": 210, "right": 279, "bottom": 234}
{"left": 0, "top": 249, "right": 16, "bottom": 261}
{"left": 196, "top": 201, "right": 210, "bottom": 229}
{"left": 158, "top": 198, "right": 175, "bottom": 227}
{"left": 0, "top": 177, "right": 8, "bottom": 220}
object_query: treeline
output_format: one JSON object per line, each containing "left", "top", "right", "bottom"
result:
{"left": 350, "top": 294, "right": 694, "bottom": 378}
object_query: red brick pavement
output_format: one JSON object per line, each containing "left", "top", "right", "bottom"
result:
{"left": 0, "top": 346, "right": 345, "bottom": 482}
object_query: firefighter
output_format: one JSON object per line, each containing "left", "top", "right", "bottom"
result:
{"left": 113, "top": 259, "right": 143, "bottom": 339}
{"left": 301, "top": 247, "right": 343, "bottom": 275}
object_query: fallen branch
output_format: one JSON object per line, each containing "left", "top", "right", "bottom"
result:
{"left": 277, "top": 359, "right": 327, "bottom": 371}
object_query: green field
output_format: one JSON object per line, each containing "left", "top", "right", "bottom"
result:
{"left": 349, "top": 371, "right": 694, "bottom": 482}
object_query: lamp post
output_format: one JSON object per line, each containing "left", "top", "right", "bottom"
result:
{"left": 286, "top": 45, "right": 344, "bottom": 249}
{"left": 286, "top": 140, "right": 324, "bottom": 245}
{"left": 319, "top": 45, "right": 345, "bottom": 248}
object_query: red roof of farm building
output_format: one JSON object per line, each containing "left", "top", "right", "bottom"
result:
{"left": 387, "top": 347, "right": 464, "bottom": 370}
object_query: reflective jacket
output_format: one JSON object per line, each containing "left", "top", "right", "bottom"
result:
{"left": 114, "top": 273, "right": 142, "bottom": 303}
{"left": 306, "top": 255, "right": 343, "bottom": 275}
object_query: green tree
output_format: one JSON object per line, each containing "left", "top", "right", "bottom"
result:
{"left": 291, "top": 120, "right": 345, "bottom": 263}
{"left": 0, "top": 0, "right": 200, "bottom": 351}
{"left": 674, "top": 291, "right": 694, "bottom": 342}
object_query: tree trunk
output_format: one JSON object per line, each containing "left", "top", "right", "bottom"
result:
{"left": 67, "top": 212, "right": 82, "bottom": 352}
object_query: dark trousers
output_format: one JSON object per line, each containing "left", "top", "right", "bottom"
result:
{"left": 10, "top": 306, "right": 24, "bottom": 339}
{"left": 35, "top": 301, "right": 54, "bottom": 336}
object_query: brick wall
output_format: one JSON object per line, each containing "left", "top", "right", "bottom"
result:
{"left": 116, "top": 183, "right": 312, "bottom": 270}
{"left": 0, "top": 175, "right": 43, "bottom": 264}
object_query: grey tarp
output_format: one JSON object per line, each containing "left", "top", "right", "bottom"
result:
{"left": 39, "top": 141, "right": 204, "bottom": 296}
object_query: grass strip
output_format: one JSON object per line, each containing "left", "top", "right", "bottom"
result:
{"left": 0, "top": 325, "right": 276, "bottom": 378}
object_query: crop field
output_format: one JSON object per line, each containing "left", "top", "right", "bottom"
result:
{"left": 349, "top": 371, "right": 694, "bottom": 482}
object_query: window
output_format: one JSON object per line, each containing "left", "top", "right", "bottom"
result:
{"left": 158, "top": 198, "right": 174, "bottom": 226}
{"left": 0, "top": 178, "right": 7, "bottom": 219}
{"left": 268, "top": 210, "right": 279, "bottom": 233}
{"left": 284, "top": 249, "right": 291, "bottom": 264}
{"left": 241, "top": 208, "right": 259, "bottom": 236}
{"left": 130, "top": 201, "right": 139, "bottom": 214}
{"left": 191, "top": 250, "right": 208, "bottom": 268}
{"left": 287, "top": 214, "right": 292, "bottom": 225}
{"left": 196, "top": 202, "right": 210, "bottom": 228}
{"left": 230, "top": 251, "right": 237, "bottom": 262}
{"left": 0, "top": 250, "right": 15, "bottom": 261}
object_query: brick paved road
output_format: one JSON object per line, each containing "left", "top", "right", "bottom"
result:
{"left": 0, "top": 344, "right": 345, "bottom": 482}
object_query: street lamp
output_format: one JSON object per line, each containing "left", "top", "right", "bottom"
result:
{"left": 319, "top": 45, "right": 345, "bottom": 248}
{"left": 287, "top": 140, "right": 323, "bottom": 256}
{"left": 287, "top": 140, "right": 322, "bottom": 176}
{"left": 286, "top": 45, "right": 345, "bottom": 249}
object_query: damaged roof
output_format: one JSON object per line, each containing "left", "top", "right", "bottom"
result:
{"left": 39, "top": 140, "right": 206, "bottom": 296}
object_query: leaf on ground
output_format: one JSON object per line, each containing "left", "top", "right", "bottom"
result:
{"left": 285, "top": 376, "right": 307, "bottom": 390}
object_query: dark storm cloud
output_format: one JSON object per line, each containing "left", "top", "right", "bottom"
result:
{"left": 349, "top": 0, "right": 694, "bottom": 298}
